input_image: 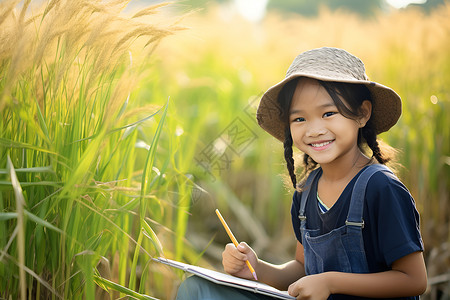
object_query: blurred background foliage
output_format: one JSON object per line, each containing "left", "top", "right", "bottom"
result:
{"left": 0, "top": 0, "right": 449, "bottom": 299}
{"left": 181, "top": 0, "right": 446, "bottom": 16}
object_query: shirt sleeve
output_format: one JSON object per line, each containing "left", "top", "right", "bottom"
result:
{"left": 291, "top": 191, "right": 303, "bottom": 243}
{"left": 365, "top": 171, "right": 424, "bottom": 267}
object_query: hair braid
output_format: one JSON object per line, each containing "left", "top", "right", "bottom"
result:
{"left": 283, "top": 127, "right": 297, "bottom": 189}
{"left": 302, "top": 154, "right": 317, "bottom": 172}
{"left": 361, "top": 122, "right": 390, "bottom": 164}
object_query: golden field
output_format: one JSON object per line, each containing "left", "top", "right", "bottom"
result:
{"left": 0, "top": 1, "right": 448, "bottom": 298}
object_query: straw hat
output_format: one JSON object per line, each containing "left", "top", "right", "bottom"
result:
{"left": 256, "top": 47, "right": 402, "bottom": 142}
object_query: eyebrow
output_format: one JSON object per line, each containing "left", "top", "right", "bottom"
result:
{"left": 289, "top": 103, "right": 336, "bottom": 115}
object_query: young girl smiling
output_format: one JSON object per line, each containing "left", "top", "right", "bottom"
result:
{"left": 178, "top": 47, "right": 427, "bottom": 300}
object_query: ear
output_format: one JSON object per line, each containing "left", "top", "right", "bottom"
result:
{"left": 358, "top": 100, "right": 372, "bottom": 127}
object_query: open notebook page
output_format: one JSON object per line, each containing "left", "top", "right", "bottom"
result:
{"left": 154, "top": 257, "right": 295, "bottom": 300}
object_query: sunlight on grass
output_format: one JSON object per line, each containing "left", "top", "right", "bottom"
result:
{"left": 1, "top": 0, "right": 189, "bottom": 299}
{"left": 1, "top": 0, "right": 449, "bottom": 299}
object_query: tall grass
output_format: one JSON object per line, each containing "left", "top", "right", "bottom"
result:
{"left": 1, "top": 0, "right": 449, "bottom": 299}
{"left": 0, "top": 0, "right": 191, "bottom": 299}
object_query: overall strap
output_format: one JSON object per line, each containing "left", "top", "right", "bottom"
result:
{"left": 346, "top": 164, "right": 392, "bottom": 228}
{"left": 298, "top": 168, "right": 322, "bottom": 221}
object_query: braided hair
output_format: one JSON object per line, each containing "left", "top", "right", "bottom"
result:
{"left": 277, "top": 78, "right": 394, "bottom": 190}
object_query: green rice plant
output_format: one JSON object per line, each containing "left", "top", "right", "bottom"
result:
{"left": 0, "top": 0, "right": 192, "bottom": 299}
{"left": 2, "top": 0, "right": 448, "bottom": 298}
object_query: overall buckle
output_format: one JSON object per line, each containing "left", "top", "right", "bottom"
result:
{"left": 345, "top": 220, "right": 365, "bottom": 228}
{"left": 298, "top": 215, "right": 307, "bottom": 221}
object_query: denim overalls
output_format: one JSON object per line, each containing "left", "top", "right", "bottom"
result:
{"left": 298, "top": 164, "right": 391, "bottom": 299}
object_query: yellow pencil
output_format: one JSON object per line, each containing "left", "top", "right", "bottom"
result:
{"left": 215, "top": 209, "right": 258, "bottom": 281}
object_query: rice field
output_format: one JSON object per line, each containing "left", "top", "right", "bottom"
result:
{"left": 0, "top": 0, "right": 449, "bottom": 299}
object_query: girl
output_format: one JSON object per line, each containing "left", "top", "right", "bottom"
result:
{"left": 177, "top": 47, "right": 427, "bottom": 299}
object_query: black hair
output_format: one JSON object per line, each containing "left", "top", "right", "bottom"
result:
{"left": 277, "top": 77, "right": 393, "bottom": 189}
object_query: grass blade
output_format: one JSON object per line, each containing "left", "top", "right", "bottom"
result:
{"left": 142, "top": 220, "right": 163, "bottom": 256}
{"left": 140, "top": 99, "right": 169, "bottom": 199}
{"left": 23, "top": 210, "right": 63, "bottom": 234}
{"left": 94, "top": 275, "right": 159, "bottom": 300}
{"left": 0, "top": 165, "right": 54, "bottom": 174}
{"left": 7, "top": 155, "right": 26, "bottom": 300}
{"left": 0, "top": 212, "right": 18, "bottom": 221}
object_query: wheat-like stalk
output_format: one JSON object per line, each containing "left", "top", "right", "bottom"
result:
{"left": 0, "top": 0, "right": 185, "bottom": 298}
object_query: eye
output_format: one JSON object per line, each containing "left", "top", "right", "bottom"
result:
{"left": 292, "top": 117, "right": 305, "bottom": 123}
{"left": 323, "top": 111, "right": 337, "bottom": 118}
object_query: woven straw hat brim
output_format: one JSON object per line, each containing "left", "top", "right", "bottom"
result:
{"left": 257, "top": 68, "right": 402, "bottom": 143}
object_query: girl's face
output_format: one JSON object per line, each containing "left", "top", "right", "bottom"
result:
{"left": 289, "top": 78, "right": 370, "bottom": 168}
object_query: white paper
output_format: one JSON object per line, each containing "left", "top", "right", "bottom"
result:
{"left": 154, "top": 257, "right": 295, "bottom": 300}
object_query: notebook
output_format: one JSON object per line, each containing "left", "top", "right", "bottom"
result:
{"left": 154, "top": 257, "right": 295, "bottom": 300}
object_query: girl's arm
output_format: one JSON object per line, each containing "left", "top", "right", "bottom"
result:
{"left": 255, "top": 241, "right": 306, "bottom": 290}
{"left": 288, "top": 250, "right": 427, "bottom": 299}
{"left": 222, "top": 241, "right": 306, "bottom": 290}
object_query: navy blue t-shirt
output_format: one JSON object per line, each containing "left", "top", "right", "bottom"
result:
{"left": 291, "top": 167, "right": 424, "bottom": 299}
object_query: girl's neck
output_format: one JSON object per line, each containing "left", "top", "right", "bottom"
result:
{"left": 319, "top": 150, "right": 372, "bottom": 183}
{"left": 316, "top": 150, "right": 372, "bottom": 208}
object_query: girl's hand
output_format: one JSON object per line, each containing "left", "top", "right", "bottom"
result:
{"left": 222, "top": 242, "right": 258, "bottom": 280}
{"left": 288, "top": 273, "right": 331, "bottom": 300}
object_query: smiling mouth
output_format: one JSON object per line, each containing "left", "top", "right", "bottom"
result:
{"left": 310, "top": 140, "right": 333, "bottom": 148}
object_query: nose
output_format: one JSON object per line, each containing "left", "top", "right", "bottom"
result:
{"left": 305, "top": 120, "right": 327, "bottom": 137}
